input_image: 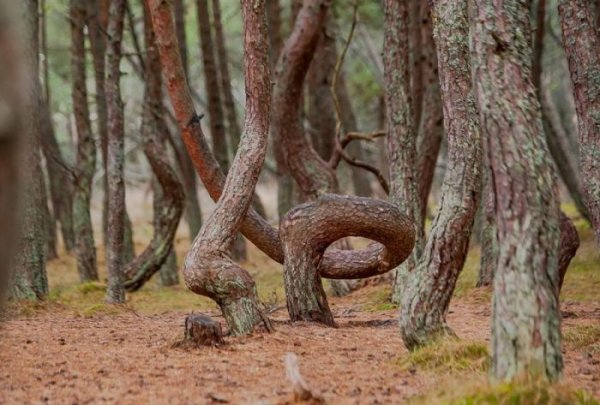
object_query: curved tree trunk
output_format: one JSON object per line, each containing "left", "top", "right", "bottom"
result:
{"left": 123, "top": 1, "right": 185, "bottom": 292}
{"left": 280, "top": 194, "right": 414, "bottom": 325}
{"left": 383, "top": 0, "right": 425, "bottom": 304}
{"left": 399, "top": 0, "right": 482, "bottom": 349}
{"left": 472, "top": 0, "right": 562, "bottom": 381}
{"left": 105, "top": 0, "right": 127, "bottom": 304}
{"left": 71, "top": 0, "right": 98, "bottom": 283}
{"left": 558, "top": 0, "right": 600, "bottom": 247}
{"left": 178, "top": 0, "right": 272, "bottom": 335}
{"left": 150, "top": 0, "right": 411, "bottom": 298}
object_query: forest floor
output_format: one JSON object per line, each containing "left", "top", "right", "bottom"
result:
{"left": 1, "top": 204, "right": 599, "bottom": 404}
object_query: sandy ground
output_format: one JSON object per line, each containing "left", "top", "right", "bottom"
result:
{"left": 1, "top": 290, "right": 598, "bottom": 405}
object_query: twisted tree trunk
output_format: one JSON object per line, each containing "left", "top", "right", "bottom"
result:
{"left": 123, "top": 1, "right": 185, "bottom": 292}
{"left": 558, "top": 0, "right": 600, "bottom": 247}
{"left": 179, "top": 0, "right": 272, "bottom": 335}
{"left": 472, "top": 0, "right": 562, "bottom": 381}
{"left": 384, "top": 0, "right": 424, "bottom": 303}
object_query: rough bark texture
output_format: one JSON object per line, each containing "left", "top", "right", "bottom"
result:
{"left": 472, "top": 0, "right": 562, "bottom": 381}
{"left": 149, "top": 0, "right": 409, "bottom": 291}
{"left": 307, "top": 16, "right": 336, "bottom": 161}
{"left": 212, "top": 0, "right": 250, "bottom": 261}
{"left": 415, "top": 2, "right": 444, "bottom": 220}
{"left": 384, "top": 0, "right": 424, "bottom": 303}
{"left": 184, "top": 314, "right": 223, "bottom": 346}
{"left": 477, "top": 165, "right": 497, "bottom": 288}
{"left": 399, "top": 0, "right": 482, "bottom": 350}
{"left": 271, "top": 0, "right": 337, "bottom": 199}
{"left": 71, "top": 0, "right": 98, "bottom": 283}
{"left": 166, "top": 0, "right": 273, "bottom": 335}
{"left": 558, "top": 0, "right": 600, "bottom": 247}
{"left": 558, "top": 211, "right": 579, "bottom": 292}
{"left": 87, "top": 0, "right": 135, "bottom": 263}
{"left": 172, "top": 0, "right": 203, "bottom": 240}
{"left": 105, "top": 0, "right": 127, "bottom": 304}
{"left": 280, "top": 194, "right": 415, "bottom": 325}
{"left": 266, "top": 0, "right": 283, "bottom": 69}
{"left": 197, "top": 0, "right": 229, "bottom": 172}
{"left": 123, "top": 2, "right": 185, "bottom": 292}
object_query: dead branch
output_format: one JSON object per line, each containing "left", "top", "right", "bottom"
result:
{"left": 284, "top": 353, "right": 325, "bottom": 404}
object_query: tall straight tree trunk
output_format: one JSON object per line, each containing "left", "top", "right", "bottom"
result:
{"left": 0, "top": 0, "right": 23, "bottom": 298}
{"left": 151, "top": 0, "right": 273, "bottom": 334}
{"left": 400, "top": 0, "right": 482, "bottom": 349}
{"left": 87, "top": 0, "right": 135, "bottom": 263}
{"left": 172, "top": 0, "right": 203, "bottom": 240}
{"left": 472, "top": 0, "right": 562, "bottom": 381}
{"left": 266, "top": 0, "right": 283, "bottom": 68}
{"left": 384, "top": 0, "right": 424, "bottom": 304}
{"left": 415, "top": 1, "right": 443, "bottom": 220}
{"left": 71, "top": 0, "right": 98, "bottom": 283}
{"left": 42, "top": 173, "right": 57, "bottom": 260}
{"left": 15, "top": 0, "right": 48, "bottom": 299}
{"left": 558, "top": 0, "right": 600, "bottom": 247}
{"left": 196, "top": 0, "right": 228, "bottom": 172}
{"left": 105, "top": 0, "right": 127, "bottom": 304}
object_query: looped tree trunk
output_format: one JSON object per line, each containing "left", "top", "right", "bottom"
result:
{"left": 280, "top": 194, "right": 415, "bottom": 325}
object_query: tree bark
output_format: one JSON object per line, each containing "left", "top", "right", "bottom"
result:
{"left": 477, "top": 165, "right": 497, "bottom": 288}
{"left": 170, "top": 0, "right": 203, "bottom": 240}
{"left": 105, "top": 0, "right": 127, "bottom": 304}
{"left": 86, "top": 0, "right": 135, "bottom": 264}
{"left": 15, "top": 0, "right": 48, "bottom": 299}
{"left": 266, "top": 0, "right": 283, "bottom": 69}
{"left": 280, "top": 194, "right": 415, "bottom": 325}
{"left": 384, "top": 0, "right": 424, "bottom": 303}
{"left": 472, "top": 0, "right": 562, "bottom": 381}
{"left": 0, "top": 1, "right": 23, "bottom": 298}
{"left": 196, "top": 0, "right": 229, "bottom": 173}
{"left": 180, "top": 0, "right": 273, "bottom": 335}
{"left": 123, "top": 0, "right": 185, "bottom": 292}
{"left": 558, "top": 0, "right": 600, "bottom": 247}
{"left": 71, "top": 0, "right": 98, "bottom": 283}
{"left": 149, "top": 0, "right": 412, "bottom": 293}
{"left": 399, "top": 0, "right": 482, "bottom": 349}
{"left": 415, "top": 1, "right": 444, "bottom": 220}
{"left": 212, "top": 0, "right": 256, "bottom": 260}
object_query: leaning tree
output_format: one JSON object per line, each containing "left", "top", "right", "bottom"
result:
{"left": 472, "top": 0, "right": 563, "bottom": 381}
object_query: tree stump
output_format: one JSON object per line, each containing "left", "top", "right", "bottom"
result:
{"left": 184, "top": 314, "right": 223, "bottom": 346}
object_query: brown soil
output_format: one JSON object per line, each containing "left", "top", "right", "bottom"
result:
{"left": 1, "top": 289, "right": 599, "bottom": 404}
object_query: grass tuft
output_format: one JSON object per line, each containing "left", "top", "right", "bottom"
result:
{"left": 396, "top": 337, "right": 489, "bottom": 373}
{"left": 563, "top": 324, "right": 600, "bottom": 354}
{"left": 409, "top": 378, "right": 599, "bottom": 405}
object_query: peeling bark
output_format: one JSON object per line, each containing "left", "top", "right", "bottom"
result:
{"left": 472, "top": 0, "right": 562, "bottom": 381}
{"left": 399, "top": 0, "right": 482, "bottom": 349}
{"left": 384, "top": 0, "right": 424, "bottom": 303}
{"left": 558, "top": 0, "right": 600, "bottom": 247}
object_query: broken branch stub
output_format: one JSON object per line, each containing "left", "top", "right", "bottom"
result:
{"left": 184, "top": 313, "right": 223, "bottom": 346}
{"left": 280, "top": 194, "right": 415, "bottom": 325}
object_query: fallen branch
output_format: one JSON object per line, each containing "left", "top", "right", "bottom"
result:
{"left": 284, "top": 353, "right": 325, "bottom": 404}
